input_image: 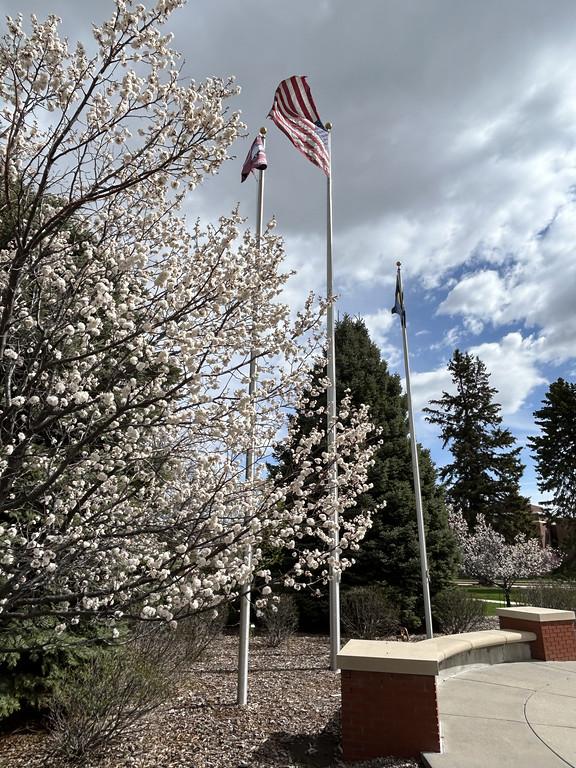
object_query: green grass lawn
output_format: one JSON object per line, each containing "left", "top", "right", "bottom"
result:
{"left": 458, "top": 579, "right": 576, "bottom": 617}
{"left": 461, "top": 584, "right": 509, "bottom": 615}
{"left": 465, "top": 586, "right": 506, "bottom": 601}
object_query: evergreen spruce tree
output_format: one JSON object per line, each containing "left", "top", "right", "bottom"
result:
{"left": 423, "top": 350, "right": 532, "bottom": 540}
{"left": 529, "top": 378, "right": 576, "bottom": 519}
{"left": 271, "top": 316, "right": 457, "bottom": 629}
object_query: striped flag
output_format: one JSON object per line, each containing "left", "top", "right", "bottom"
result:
{"left": 268, "top": 76, "right": 330, "bottom": 176}
{"left": 241, "top": 134, "right": 267, "bottom": 183}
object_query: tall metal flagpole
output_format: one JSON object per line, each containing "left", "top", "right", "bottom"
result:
{"left": 325, "top": 122, "right": 341, "bottom": 671}
{"left": 395, "top": 262, "right": 433, "bottom": 639}
{"left": 237, "top": 127, "right": 266, "bottom": 706}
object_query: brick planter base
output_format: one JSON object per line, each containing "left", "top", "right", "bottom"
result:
{"left": 341, "top": 669, "right": 440, "bottom": 761}
{"left": 497, "top": 607, "right": 576, "bottom": 661}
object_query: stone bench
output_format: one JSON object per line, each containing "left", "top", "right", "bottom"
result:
{"left": 337, "top": 606, "right": 576, "bottom": 762}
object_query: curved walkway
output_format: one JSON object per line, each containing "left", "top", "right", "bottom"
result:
{"left": 423, "top": 661, "right": 576, "bottom": 768}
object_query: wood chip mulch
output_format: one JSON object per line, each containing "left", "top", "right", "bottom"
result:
{"left": 0, "top": 633, "right": 419, "bottom": 768}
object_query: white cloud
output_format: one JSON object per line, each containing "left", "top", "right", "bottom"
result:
{"left": 464, "top": 316, "right": 485, "bottom": 336}
{"left": 430, "top": 326, "right": 462, "bottom": 351}
{"left": 428, "top": 199, "right": 576, "bottom": 368}
{"left": 362, "top": 308, "right": 394, "bottom": 344}
{"left": 470, "top": 333, "right": 547, "bottom": 413}
{"left": 408, "top": 332, "right": 547, "bottom": 417}
{"left": 409, "top": 367, "right": 453, "bottom": 413}
{"left": 5, "top": 0, "right": 576, "bottom": 506}
{"left": 276, "top": 231, "right": 325, "bottom": 313}
{"left": 438, "top": 270, "right": 508, "bottom": 319}
{"left": 362, "top": 308, "right": 400, "bottom": 367}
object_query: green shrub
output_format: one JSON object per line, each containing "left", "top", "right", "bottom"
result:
{"left": 0, "top": 618, "right": 111, "bottom": 721}
{"left": 512, "top": 582, "right": 576, "bottom": 612}
{"left": 341, "top": 585, "right": 400, "bottom": 639}
{"left": 433, "top": 587, "right": 485, "bottom": 634}
{"left": 261, "top": 595, "right": 299, "bottom": 647}
{"left": 0, "top": 605, "right": 227, "bottom": 724}
{"left": 45, "top": 619, "right": 210, "bottom": 761}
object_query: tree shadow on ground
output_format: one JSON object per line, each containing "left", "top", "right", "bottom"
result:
{"left": 251, "top": 709, "right": 341, "bottom": 767}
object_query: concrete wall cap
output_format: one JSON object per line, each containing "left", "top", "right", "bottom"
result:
{"left": 497, "top": 606, "right": 576, "bottom": 623}
{"left": 336, "top": 629, "right": 536, "bottom": 676}
{"left": 421, "top": 629, "right": 535, "bottom": 653}
{"left": 337, "top": 639, "right": 440, "bottom": 675}
{"left": 416, "top": 635, "right": 475, "bottom": 660}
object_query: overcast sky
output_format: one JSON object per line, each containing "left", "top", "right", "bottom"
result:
{"left": 3, "top": 0, "right": 576, "bottom": 503}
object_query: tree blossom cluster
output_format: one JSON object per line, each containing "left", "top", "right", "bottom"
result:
{"left": 449, "top": 510, "right": 561, "bottom": 605}
{"left": 0, "top": 2, "right": 379, "bottom": 647}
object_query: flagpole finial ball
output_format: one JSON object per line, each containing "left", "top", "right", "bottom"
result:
{"left": 396, "top": 261, "right": 402, "bottom": 267}
{"left": 259, "top": 126, "right": 267, "bottom": 136}
{"left": 325, "top": 121, "right": 332, "bottom": 131}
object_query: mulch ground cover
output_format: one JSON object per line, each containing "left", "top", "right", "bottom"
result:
{"left": 0, "top": 633, "right": 419, "bottom": 768}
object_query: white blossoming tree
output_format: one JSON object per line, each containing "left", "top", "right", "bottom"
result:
{"left": 449, "top": 510, "right": 561, "bottom": 606}
{"left": 0, "top": 0, "right": 378, "bottom": 670}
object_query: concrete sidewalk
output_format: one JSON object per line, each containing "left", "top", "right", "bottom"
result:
{"left": 422, "top": 661, "right": 576, "bottom": 768}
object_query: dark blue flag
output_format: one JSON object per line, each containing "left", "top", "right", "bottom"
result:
{"left": 391, "top": 268, "right": 406, "bottom": 325}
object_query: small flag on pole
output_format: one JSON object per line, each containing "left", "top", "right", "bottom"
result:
{"left": 391, "top": 263, "right": 406, "bottom": 325}
{"left": 268, "top": 76, "right": 330, "bottom": 176}
{"left": 241, "top": 135, "right": 267, "bottom": 183}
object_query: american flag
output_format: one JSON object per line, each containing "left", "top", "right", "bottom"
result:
{"left": 268, "top": 76, "right": 330, "bottom": 176}
{"left": 241, "top": 134, "right": 268, "bottom": 183}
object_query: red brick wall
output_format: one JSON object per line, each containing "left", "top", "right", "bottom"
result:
{"left": 340, "top": 669, "right": 440, "bottom": 761}
{"left": 498, "top": 617, "right": 576, "bottom": 661}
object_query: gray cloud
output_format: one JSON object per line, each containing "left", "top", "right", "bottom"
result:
{"left": 5, "top": 1, "right": 576, "bottom": 238}
{"left": 3, "top": 0, "right": 576, "bottom": 500}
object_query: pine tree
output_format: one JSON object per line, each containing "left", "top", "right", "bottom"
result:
{"left": 271, "top": 316, "right": 457, "bottom": 628}
{"left": 423, "top": 349, "right": 532, "bottom": 540}
{"left": 529, "top": 378, "right": 576, "bottom": 519}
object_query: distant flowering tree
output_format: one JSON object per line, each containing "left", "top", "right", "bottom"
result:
{"left": 0, "top": 0, "right": 378, "bottom": 655}
{"left": 449, "top": 510, "right": 561, "bottom": 606}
